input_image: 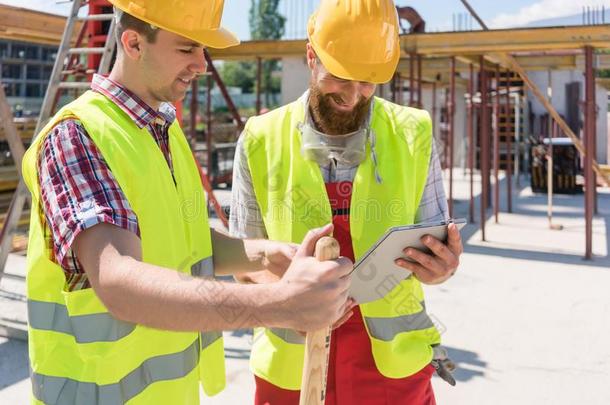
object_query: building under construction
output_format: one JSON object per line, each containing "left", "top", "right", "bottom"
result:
{"left": 1, "top": 1, "right": 610, "bottom": 404}
{"left": 1, "top": 1, "right": 608, "bottom": 259}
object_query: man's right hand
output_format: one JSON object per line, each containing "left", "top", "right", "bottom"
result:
{"left": 273, "top": 224, "right": 354, "bottom": 332}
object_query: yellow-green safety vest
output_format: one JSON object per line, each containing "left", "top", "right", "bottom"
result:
{"left": 22, "top": 90, "right": 225, "bottom": 404}
{"left": 243, "top": 97, "right": 441, "bottom": 390}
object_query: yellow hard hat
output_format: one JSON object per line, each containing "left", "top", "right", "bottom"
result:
{"left": 108, "top": 0, "right": 239, "bottom": 49}
{"left": 307, "top": 0, "right": 400, "bottom": 84}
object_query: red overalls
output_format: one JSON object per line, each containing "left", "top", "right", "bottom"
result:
{"left": 254, "top": 182, "right": 436, "bottom": 405}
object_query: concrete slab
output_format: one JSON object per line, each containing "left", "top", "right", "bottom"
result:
{"left": 1, "top": 174, "right": 608, "bottom": 404}
{"left": 0, "top": 253, "right": 27, "bottom": 340}
{"left": 0, "top": 337, "right": 30, "bottom": 403}
{"left": 429, "top": 172, "right": 610, "bottom": 404}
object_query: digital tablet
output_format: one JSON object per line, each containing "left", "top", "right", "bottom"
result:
{"left": 348, "top": 219, "right": 467, "bottom": 304}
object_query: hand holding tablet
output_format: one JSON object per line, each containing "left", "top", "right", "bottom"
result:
{"left": 349, "top": 219, "right": 466, "bottom": 304}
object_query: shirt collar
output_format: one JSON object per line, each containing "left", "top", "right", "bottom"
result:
{"left": 91, "top": 74, "right": 176, "bottom": 129}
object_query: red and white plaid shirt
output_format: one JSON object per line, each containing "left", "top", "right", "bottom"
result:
{"left": 38, "top": 74, "right": 177, "bottom": 291}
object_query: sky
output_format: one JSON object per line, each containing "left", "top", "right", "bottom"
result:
{"left": 1, "top": 0, "right": 610, "bottom": 39}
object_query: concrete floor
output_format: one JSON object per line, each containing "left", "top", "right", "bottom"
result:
{"left": 1, "top": 173, "right": 609, "bottom": 404}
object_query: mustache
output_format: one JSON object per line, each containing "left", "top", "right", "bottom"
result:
{"left": 309, "top": 84, "right": 372, "bottom": 135}
{"left": 329, "top": 94, "right": 350, "bottom": 105}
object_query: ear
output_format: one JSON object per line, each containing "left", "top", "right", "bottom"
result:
{"left": 305, "top": 43, "right": 317, "bottom": 72}
{"left": 120, "top": 29, "right": 144, "bottom": 60}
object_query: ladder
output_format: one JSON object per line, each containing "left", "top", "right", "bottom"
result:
{"left": 0, "top": 84, "right": 27, "bottom": 284}
{"left": 0, "top": 0, "right": 229, "bottom": 283}
{"left": 35, "top": 0, "right": 116, "bottom": 136}
{"left": 0, "top": 0, "right": 116, "bottom": 283}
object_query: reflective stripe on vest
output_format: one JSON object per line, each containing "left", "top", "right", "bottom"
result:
{"left": 28, "top": 297, "right": 221, "bottom": 348}
{"left": 32, "top": 339, "right": 199, "bottom": 405}
{"left": 28, "top": 300, "right": 135, "bottom": 343}
{"left": 364, "top": 302, "right": 434, "bottom": 342}
{"left": 27, "top": 256, "right": 216, "bottom": 345}
{"left": 268, "top": 303, "right": 432, "bottom": 344}
{"left": 191, "top": 256, "right": 214, "bottom": 278}
{"left": 269, "top": 328, "right": 305, "bottom": 345}
{"left": 201, "top": 331, "right": 223, "bottom": 349}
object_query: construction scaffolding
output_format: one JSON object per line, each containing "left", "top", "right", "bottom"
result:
{"left": 206, "top": 13, "right": 610, "bottom": 260}
{"left": 1, "top": 2, "right": 609, "bottom": 271}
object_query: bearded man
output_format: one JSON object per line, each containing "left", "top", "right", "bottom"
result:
{"left": 229, "top": 0, "right": 463, "bottom": 404}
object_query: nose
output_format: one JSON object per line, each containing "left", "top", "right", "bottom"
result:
{"left": 353, "top": 82, "right": 376, "bottom": 102}
{"left": 341, "top": 82, "right": 361, "bottom": 106}
{"left": 190, "top": 50, "right": 207, "bottom": 75}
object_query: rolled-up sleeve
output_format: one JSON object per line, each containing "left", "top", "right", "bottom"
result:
{"left": 415, "top": 142, "right": 450, "bottom": 223}
{"left": 38, "top": 119, "right": 140, "bottom": 288}
{"left": 228, "top": 134, "right": 268, "bottom": 239}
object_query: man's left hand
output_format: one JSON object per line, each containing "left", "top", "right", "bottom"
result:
{"left": 394, "top": 222, "right": 463, "bottom": 285}
{"left": 262, "top": 241, "right": 299, "bottom": 278}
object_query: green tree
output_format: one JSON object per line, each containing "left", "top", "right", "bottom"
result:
{"left": 218, "top": 61, "right": 255, "bottom": 93}
{"left": 249, "top": 0, "right": 286, "bottom": 106}
{"left": 249, "top": 0, "right": 286, "bottom": 40}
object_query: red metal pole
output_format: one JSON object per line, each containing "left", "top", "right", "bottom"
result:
{"left": 448, "top": 57, "right": 456, "bottom": 218}
{"left": 206, "top": 74, "right": 213, "bottom": 180}
{"left": 409, "top": 52, "right": 415, "bottom": 106}
{"left": 204, "top": 50, "right": 244, "bottom": 131}
{"left": 505, "top": 68, "right": 513, "bottom": 213}
{"left": 443, "top": 86, "right": 449, "bottom": 170}
{"left": 493, "top": 65, "right": 500, "bottom": 223}
{"left": 432, "top": 81, "right": 437, "bottom": 142}
{"left": 480, "top": 56, "right": 490, "bottom": 241}
{"left": 584, "top": 46, "right": 595, "bottom": 260}
{"left": 468, "top": 63, "right": 475, "bottom": 223}
{"left": 256, "top": 57, "right": 262, "bottom": 115}
{"left": 192, "top": 151, "right": 229, "bottom": 229}
{"left": 399, "top": 74, "right": 404, "bottom": 105}
{"left": 417, "top": 54, "right": 423, "bottom": 108}
{"left": 190, "top": 79, "right": 198, "bottom": 148}
{"left": 394, "top": 74, "right": 400, "bottom": 105}
{"left": 395, "top": 74, "right": 400, "bottom": 104}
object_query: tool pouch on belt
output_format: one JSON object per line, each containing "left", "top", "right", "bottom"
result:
{"left": 431, "top": 345, "right": 457, "bottom": 386}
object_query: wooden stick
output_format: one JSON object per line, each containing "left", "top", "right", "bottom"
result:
{"left": 299, "top": 236, "right": 340, "bottom": 405}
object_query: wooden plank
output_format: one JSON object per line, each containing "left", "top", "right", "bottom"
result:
{"left": 209, "top": 26, "right": 610, "bottom": 61}
{"left": 0, "top": 318, "right": 28, "bottom": 341}
{"left": 0, "top": 4, "right": 80, "bottom": 45}
{"left": 0, "top": 85, "right": 26, "bottom": 176}
{"left": 0, "top": 117, "right": 37, "bottom": 141}
{"left": 402, "top": 25, "right": 610, "bottom": 55}
{"left": 0, "top": 181, "right": 28, "bottom": 282}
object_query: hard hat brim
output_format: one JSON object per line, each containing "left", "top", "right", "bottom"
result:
{"left": 155, "top": 23, "right": 240, "bottom": 49}
{"left": 313, "top": 41, "right": 400, "bottom": 84}
{"left": 185, "top": 26, "right": 240, "bottom": 49}
{"left": 109, "top": 0, "right": 240, "bottom": 49}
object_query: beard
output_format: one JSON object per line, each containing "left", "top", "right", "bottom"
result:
{"left": 308, "top": 81, "right": 372, "bottom": 135}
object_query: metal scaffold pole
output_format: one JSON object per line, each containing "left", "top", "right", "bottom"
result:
{"left": 584, "top": 45, "right": 596, "bottom": 260}
{"left": 479, "top": 56, "right": 490, "bottom": 241}
{"left": 448, "top": 57, "right": 456, "bottom": 218}
{"left": 467, "top": 63, "right": 475, "bottom": 224}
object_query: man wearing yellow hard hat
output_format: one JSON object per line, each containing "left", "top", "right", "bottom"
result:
{"left": 230, "top": 0, "right": 463, "bottom": 403}
{"left": 21, "top": 1, "right": 354, "bottom": 404}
